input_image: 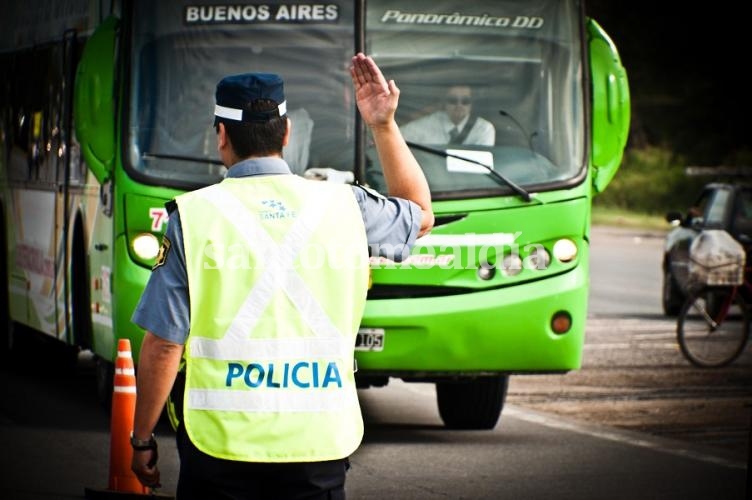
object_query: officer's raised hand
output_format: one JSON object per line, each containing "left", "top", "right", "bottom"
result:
{"left": 348, "top": 52, "right": 434, "bottom": 236}
{"left": 350, "top": 52, "right": 399, "bottom": 129}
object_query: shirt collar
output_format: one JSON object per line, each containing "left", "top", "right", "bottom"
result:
{"left": 225, "top": 157, "right": 292, "bottom": 178}
{"left": 446, "top": 114, "right": 470, "bottom": 134}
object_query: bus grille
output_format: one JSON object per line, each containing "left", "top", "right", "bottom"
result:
{"left": 367, "top": 284, "right": 473, "bottom": 300}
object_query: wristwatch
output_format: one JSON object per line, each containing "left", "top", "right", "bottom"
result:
{"left": 130, "top": 432, "right": 157, "bottom": 451}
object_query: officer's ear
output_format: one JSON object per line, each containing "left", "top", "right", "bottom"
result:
{"left": 282, "top": 117, "right": 292, "bottom": 147}
{"left": 216, "top": 122, "right": 229, "bottom": 150}
{"left": 216, "top": 122, "right": 234, "bottom": 166}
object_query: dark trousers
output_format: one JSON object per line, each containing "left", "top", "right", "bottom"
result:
{"left": 175, "top": 425, "right": 348, "bottom": 500}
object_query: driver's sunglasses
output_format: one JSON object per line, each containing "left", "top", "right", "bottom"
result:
{"left": 446, "top": 97, "right": 472, "bottom": 105}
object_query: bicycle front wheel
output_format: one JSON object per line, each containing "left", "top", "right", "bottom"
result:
{"left": 677, "top": 287, "right": 749, "bottom": 368}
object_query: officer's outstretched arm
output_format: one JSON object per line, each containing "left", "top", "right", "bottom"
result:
{"left": 350, "top": 53, "right": 434, "bottom": 236}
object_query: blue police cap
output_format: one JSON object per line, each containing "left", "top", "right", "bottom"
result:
{"left": 214, "top": 73, "right": 287, "bottom": 125}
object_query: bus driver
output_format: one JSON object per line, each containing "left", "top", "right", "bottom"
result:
{"left": 400, "top": 85, "right": 495, "bottom": 146}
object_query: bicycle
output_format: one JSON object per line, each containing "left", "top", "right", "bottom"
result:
{"left": 676, "top": 266, "right": 751, "bottom": 368}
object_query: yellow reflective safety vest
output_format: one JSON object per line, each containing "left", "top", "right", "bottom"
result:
{"left": 176, "top": 174, "right": 369, "bottom": 462}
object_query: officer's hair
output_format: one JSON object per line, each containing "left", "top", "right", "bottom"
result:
{"left": 219, "top": 99, "right": 287, "bottom": 158}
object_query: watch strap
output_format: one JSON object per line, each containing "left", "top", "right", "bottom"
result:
{"left": 130, "top": 432, "right": 157, "bottom": 451}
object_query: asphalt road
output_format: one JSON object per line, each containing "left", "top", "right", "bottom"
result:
{"left": 0, "top": 225, "right": 749, "bottom": 499}
{"left": 0, "top": 352, "right": 747, "bottom": 500}
{"left": 587, "top": 225, "right": 665, "bottom": 316}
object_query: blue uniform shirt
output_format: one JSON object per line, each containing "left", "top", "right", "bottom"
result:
{"left": 132, "top": 157, "right": 422, "bottom": 345}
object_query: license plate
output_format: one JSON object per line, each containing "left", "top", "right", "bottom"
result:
{"left": 355, "top": 328, "right": 385, "bottom": 352}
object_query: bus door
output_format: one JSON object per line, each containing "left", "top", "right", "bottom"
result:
{"left": 60, "top": 28, "right": 91, "bottom": 347}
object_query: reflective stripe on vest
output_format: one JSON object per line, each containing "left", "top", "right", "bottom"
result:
{"left": 188, "top": 386, "right": 350, "bottom": 413}
{"left": 177, "top": 176, "right": 368, "bottom": 462}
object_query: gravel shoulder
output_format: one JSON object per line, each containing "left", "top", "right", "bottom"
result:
{"left": 507, "top": 314, "right": 752, "bottom": 464}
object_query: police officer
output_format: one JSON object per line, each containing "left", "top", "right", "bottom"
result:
{"left": 130, "top": 53, "right": 433, "bottom": 499}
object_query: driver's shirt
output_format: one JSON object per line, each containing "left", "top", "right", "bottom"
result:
{"left": 132, "top": 157, "right": 422, "bottom": 345}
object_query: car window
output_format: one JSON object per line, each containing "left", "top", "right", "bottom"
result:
{"left": 690, "top": 191, "right": 710, "bottom": 225}
{"left": 703, "top": 188, "right": 730, "bottom": 227}
{"left": 731, "top": 189, "right": 752, "bottom": 238}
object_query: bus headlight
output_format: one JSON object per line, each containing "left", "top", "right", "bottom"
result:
{"left": 477, "top": 262, "right": 496, "bottom": 281}
{"left": 553, "top": 239, "right": 577, "bottom": 263}
{"left": 526, "top": 246, "right": 551, "bottom": 270}
{"left": 501, "top": 254, "right": 523, "bottom": 276}
{"left": 132, "top": 233, "right": 160, "bottom": 260}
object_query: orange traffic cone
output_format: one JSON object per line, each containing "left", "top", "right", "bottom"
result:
{"left": 85, "top": 339, "right": 171, "bottom": 499}
{"left": 108, "top": 338, "right": 147, "bottom": 493}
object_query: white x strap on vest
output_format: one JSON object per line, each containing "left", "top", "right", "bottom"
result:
{"left": 186, "top": 186, "right": 356, "bottom": 413}
{"left": 189, "top": 186, "right": 350, "bottom": 361}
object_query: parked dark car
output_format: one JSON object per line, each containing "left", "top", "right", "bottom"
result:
{"left": 662, "top": 182, "right": 752, "bottom": 315}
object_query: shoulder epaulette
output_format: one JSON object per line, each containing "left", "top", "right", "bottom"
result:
{"left": 165, "top": 199, "right": 178, "bottom": 215}
{"left": 353, "top": 183, "right": 387, "bottom": 201}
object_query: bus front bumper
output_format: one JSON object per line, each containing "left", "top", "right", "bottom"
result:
{"left": 357, "top": 246, "right": 589, "bottom": 374}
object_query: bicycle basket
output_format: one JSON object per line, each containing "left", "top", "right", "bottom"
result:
{"left": 688, "top": 229, "right": 745, "bottom": 286}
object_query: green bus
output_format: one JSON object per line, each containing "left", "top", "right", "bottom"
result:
{"left": 0, "top": 0, "right": 629, "bottom": 428}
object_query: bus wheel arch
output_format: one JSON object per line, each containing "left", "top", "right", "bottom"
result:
{"left": 71, "top": 213, "right": 93, "bottom": 350}
{"left": 436, "top": 375, "right": 509, "bottom": 430}
{"left": 70, "top": 213, "right": 112, "bottom": 407}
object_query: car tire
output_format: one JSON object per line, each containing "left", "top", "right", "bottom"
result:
{"left": 662, "top": 267, "right": 684, "bottom": 316}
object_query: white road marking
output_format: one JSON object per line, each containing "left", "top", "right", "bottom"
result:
{"left": 505, "top": 405, "right": 747, "bottom": 470}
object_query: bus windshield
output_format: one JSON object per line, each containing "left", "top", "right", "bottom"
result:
{"left": 125, "top": 0, "right": 583, "bottom": 196}
{"left": 126, "top": 0, "right": 355, "bottom": 188}
{"left": 366, "top": 0, "right": 584, "bottom": 198}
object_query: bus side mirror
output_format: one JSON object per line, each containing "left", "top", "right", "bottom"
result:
{"left": 74, "top": 15, "right": 119, "bottom": 184}
{"left": 588, "top": 18, "right": 630, "bottom": 195}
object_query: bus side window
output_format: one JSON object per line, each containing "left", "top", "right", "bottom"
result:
{"left": 33, "top": 45, "right": 63, "bottom": 186}
{"left": 9, "top": 51, "right": 31, "bottom": 182}
{"left": 67, "top": 37, "right": 86, "bottom": 187}
{"left": 11, "top": 44, "right": 68, "bottom": 188}
{"left": 0, "top": 54, "right": 9, "bottom": 164}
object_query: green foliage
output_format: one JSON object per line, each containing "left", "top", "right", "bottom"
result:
{"left": 593, "top": 146, "right": 706, "bottom": 215}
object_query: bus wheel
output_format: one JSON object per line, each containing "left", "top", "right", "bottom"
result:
{"left": 436, "top": 375, "right": 508, "bottom": 430}
{"left": 95, "top": 356, "right": 114, "bottom": 410}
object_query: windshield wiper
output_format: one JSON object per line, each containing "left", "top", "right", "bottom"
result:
{"left": 405, "top": 141, "right": 532, "bottom": 202}
{"left": 142, "top": 152, "right": 223, "bottom": 165}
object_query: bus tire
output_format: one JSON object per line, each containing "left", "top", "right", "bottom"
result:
{"left": 0, "top": 205, "right": 15, "bottom": 363}
{"left": 436, "top": 375, "right": 508, "bottom": 430}
{"left": 95, "top": 355, "right": 114, "bottom": 410}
